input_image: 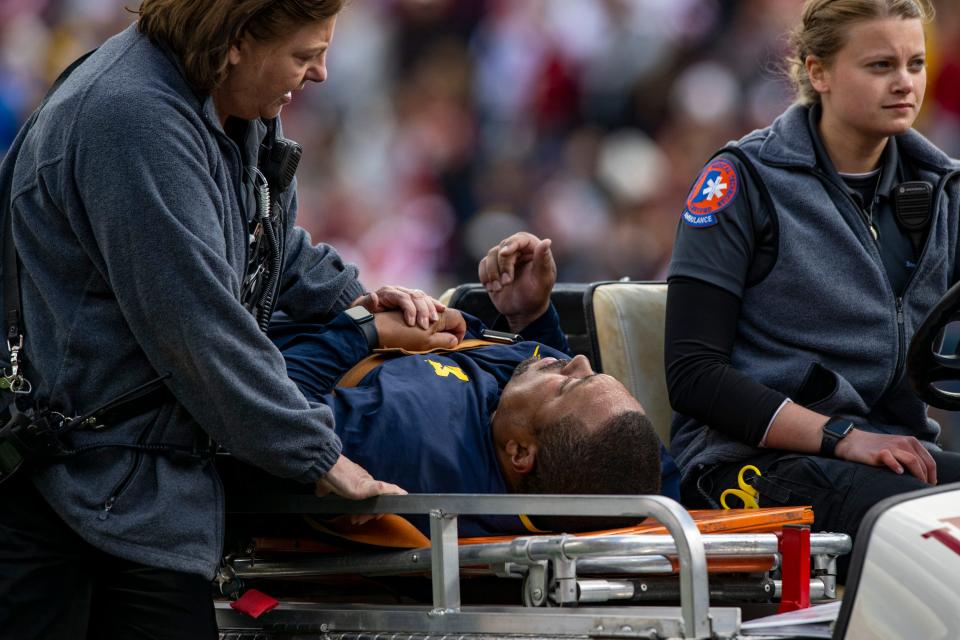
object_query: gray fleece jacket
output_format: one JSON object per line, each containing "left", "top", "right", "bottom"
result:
{"left": 3, "top": 24, "right": 363, "bottom": 577}
{"left": 671, "top": 104, "right": 960, "bottom": 478}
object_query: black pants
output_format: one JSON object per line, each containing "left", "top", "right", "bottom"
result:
{"left": 681, "top": 449, "right": 960, "bottom": 579}
{"left": 0, "top": 472, "right": 218, "bottom": 640}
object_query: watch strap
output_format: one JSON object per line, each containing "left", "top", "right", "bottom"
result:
{"left": 356, "top": 318, "right": 378, "bottom": 353}
{"left": 344, "top": 307, "right": 379, "bottom": 352}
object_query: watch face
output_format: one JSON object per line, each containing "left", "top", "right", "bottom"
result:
{"left": 825, "top": 420, "right": 855, "bottom": 438}
{"left": 345, "top": 306, "right": 373, "bottom": 322}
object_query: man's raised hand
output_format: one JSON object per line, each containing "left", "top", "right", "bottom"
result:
{"left": 478, "top": 232, "right": 556, "bottom": 332}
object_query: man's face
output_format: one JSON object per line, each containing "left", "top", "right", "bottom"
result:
{"left": 497, "top": 354, "right": 643, "bottom": 435}
{"left": 213, "top": 16, "right": 337, "bottom": 124}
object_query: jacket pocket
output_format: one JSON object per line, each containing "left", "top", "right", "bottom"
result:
{"left": 753, "top": 454, "right": 834, "bottom": 506}
{"left": 793, "top": 362, "right": 839, "bottom": 409}
{"left": 792, "top": 362, "right": 869, "bottom": 417}
{"left": 98, "top": 450, "right": 144, "bottom": 519}
{"left": 97, "top": 403, "right": 171, "bottom": 519}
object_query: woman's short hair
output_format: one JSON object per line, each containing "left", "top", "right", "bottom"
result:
{"left": 137, "top": 0, "right": 346, "bottom": 94}
{"left": 787, "top": 0, "right": 934, "bottom": 105}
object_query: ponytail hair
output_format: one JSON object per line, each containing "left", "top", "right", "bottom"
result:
{"left": 786, "top": 0, "right": 934, "bottom": 105}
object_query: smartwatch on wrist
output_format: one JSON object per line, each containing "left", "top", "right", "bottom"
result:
{"left": 820, "top": 417, "right": 855, "bottom": 458}
{"left": 344, "top": 306, "right": 379, "bottom": 352}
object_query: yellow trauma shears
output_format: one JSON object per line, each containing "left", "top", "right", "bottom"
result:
{"left": 720, "top": 465, "right": 762, "bottom": 510}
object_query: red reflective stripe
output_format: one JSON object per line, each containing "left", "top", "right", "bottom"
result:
{"left": 230, "top": 589, "right": 279, "bottom": 619}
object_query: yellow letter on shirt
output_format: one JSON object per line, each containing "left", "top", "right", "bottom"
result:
{"left": 426, "top": 359, "right": 469, "bottom": 382}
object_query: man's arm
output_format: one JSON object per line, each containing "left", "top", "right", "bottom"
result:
{"left": 513, "top": 304, "right": 569, "bottom": 354}
{"left": 274, "top": 308, "right": 467, "bottom": 399}
{"left": 269, "top": 314, "right": 372, "bottom": 400}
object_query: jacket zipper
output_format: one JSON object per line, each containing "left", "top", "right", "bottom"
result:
{"left": 810, "top": 167, "right": 951, "bottom": 396}
{"left": 888, "top": 170, "right": 960, "bottom": 387}
{"left": 894, "top": 297, "right": 905, "bottom": 384}
{"left": 99, "top": 450, "right": 142, "bottom": 519}
{"left": 228, "top": 140, "right": 251, "bottom": 277}
{"left": 206, "top": 114, "right": 252, "bottom": 280}
{"left": 99, "top": 409, "right": 163, "bottom": 518}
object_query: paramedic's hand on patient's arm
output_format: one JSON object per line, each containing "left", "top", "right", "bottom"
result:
{"left": 764, "top": 402, "right": 938, "bottom": 485}
{"left": 479, "top": 232, "right": 556, "bottom": 332}
{"left": 352, "top": 285, "right": 445, "bottom": 330}
{"left": 374, "top": 308, "right": 466, "bottom": 351}
{"left": 316, "top": 455, "right": 407, "bottom": 524}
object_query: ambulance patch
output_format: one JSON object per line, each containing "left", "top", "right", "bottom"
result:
{"left": 682, "top": 158, "right": 739, "bottom": 228}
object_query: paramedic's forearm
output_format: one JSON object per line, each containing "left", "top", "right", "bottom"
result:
{"left": 765, "top": 403, "right": 937, "bottom": 484}
{"left": 665, "top": 277, "right": 787, "bottom": 442}
{"left": 762, "top": 402, "right": 829, "bottom": 452}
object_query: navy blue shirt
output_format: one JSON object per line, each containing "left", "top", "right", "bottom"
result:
{"left": 271, "top": 307, "right": 679, "bottom": 536}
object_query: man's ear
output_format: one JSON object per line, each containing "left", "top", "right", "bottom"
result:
{"left": 806, "top": 55, "right": 829, "bottom": 95}
{"left": 505, "top": 439, "right": 537, "bottom": 476}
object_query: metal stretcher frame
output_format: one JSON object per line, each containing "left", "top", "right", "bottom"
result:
{"left": 219, "top": 493, "right": 851, "bottom": 639}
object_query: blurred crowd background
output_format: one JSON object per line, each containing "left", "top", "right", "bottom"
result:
{"left": 3, "top": 0, "right": 960, "bottom": 444}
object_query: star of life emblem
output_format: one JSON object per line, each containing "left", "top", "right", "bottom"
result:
{"left": 682, "top": 158, "right": 740, "bottom": 228}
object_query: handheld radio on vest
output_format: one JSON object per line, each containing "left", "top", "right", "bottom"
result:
{"left": 893, "top": 181, "right": 933, "bottom": 256}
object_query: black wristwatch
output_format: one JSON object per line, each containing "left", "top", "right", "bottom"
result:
{"left": 344, "top": 306, "right": 379, "bottom": 352}
{"left": 819, "top": 417, "right": 855, "bottom": 458}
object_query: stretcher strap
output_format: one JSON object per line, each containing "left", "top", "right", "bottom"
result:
{"left": 337, "top": 339, "right": 499, "bottom": 388}
{"left": 458, "top": 506, "right": 814, "bottom": 545}
{"left": 304, "top": 513, "right": 431, "bottom": 549}
{"left": 518, "top": 514, "right": 549, "bottom": 533}
{"left": 256, "top": 506, "right": 814, "bottom": 554}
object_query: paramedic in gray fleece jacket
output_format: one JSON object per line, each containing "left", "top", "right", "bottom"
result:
{"left": 0, "top": 2, "right": 457, "bottom": 638}
{"left": 666, "top": 0, "right": 960, "bottom": 566}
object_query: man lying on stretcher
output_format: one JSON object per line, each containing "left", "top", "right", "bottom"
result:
{"left": 270, "top": 233, "right": 679, "bottom": 536}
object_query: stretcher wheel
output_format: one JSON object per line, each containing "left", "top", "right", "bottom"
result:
{"left": 908, "top": 279, "right": 960, "bottom": 410}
